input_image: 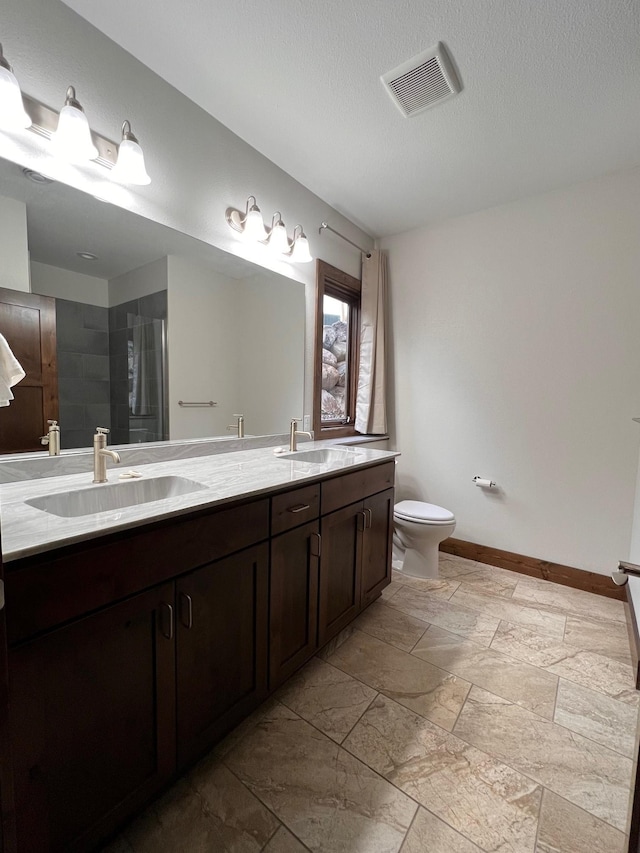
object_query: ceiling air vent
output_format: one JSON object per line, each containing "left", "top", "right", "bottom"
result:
{"left": 381, "top": 42, "right": 461, "bottom": 118}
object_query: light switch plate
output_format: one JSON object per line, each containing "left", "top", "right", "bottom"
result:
{"left": 303, "top": 415, "right": 311, "bottom": 431}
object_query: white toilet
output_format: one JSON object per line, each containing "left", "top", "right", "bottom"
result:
{"left": 393, "top": 500, "right": 456, "bottom": 579}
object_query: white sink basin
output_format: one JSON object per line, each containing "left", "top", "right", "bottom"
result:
{"left": 26, "top": 476, "right": 207, "bottom": 518}
{"left": 279, "top": 448, "right": 355, "bottom": 464}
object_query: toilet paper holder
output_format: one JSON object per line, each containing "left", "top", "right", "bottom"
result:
{"left": 473, "top": 476, "right": 496, "bottom": 488}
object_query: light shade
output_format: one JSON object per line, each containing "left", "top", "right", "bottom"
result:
{"left": 244, "top": 205, "right": 267, "bottom": 241}
{"left": 110, "top": 120, "right": 151, "bottom": 185}
{"left": 289, "top": 226, "right": 313, "bottom": 263}
{"left": 268, "top": 215, "right": 289, "bottom": 255}
{"left": 50, "top": 87, "right": 98, "bottom": 163}
{"left": 0, "top": 45, "right": 31, "bottom": 131}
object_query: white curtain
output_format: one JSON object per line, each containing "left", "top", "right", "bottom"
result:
{"left": 355, "top": 249, "right": 387, "bottom": 434}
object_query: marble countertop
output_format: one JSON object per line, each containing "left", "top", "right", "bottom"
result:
{"left": 0, "top": 442, "right": 399, "bottom": 563}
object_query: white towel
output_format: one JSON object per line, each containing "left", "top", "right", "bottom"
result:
{"left": 0, "top": 333, "right": 25, "bottom": 407}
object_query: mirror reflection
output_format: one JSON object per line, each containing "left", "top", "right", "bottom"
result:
{"left": 0, "top": 156, "right": 305, "bottom": 452}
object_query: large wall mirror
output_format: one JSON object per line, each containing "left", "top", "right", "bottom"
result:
{"left": 0, "top": 155, "right": 305, "bottom": 453}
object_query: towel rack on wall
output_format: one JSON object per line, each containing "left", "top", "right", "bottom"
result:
{"left": 178, "top": 400, "right": 217, "bottom": 407}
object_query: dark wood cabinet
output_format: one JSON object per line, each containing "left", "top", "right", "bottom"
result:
{"left": 9, "top": 583, "right": 176, "bottom": 853}
{"left": 4, "top": 460, "right": 394, "bottom": 852}
{"left": 269, "top": 520, "right": 320, "bottom": 689}
{"left": 176, "top": 544, "right": 269, "bottom": 768}
{"left": 360, "top": 488, "right": 394, "bottom": 607}
{"left": 318, "top": 502, "right": 364, "bottom": 646}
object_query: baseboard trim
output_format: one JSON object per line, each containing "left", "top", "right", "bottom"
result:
{"left": 440, "top": 538, "right": 624, "bottom": 601}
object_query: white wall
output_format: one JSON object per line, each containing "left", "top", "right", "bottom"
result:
{"left": 237, "top": 275, "right": 305, "bottom": 435}
{"left": 0, "top": 195, "right": 30, "bottom": 292}
{"left": 167, "top": 256, "right": 241, "bottom": 439}
{"left": 382, "top": 168, "right": 640, "bottom": 575}
{"left": 31, "top": 260, "right": 108, "bottom": 305}
{"left": 108, "top": 257, "right": 167, "bottom": 307}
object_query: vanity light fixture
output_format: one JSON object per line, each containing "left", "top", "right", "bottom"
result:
{"left": 226, "top": 195, "right": 268, "bottom": 241}
{"left": 288, "top": 225, "right": 313, "bottom": 263}
{"left": 0, "top": 42, "right": 31, "bottom": 131}
{"left": 50, "top": 86, "right": 98, "bottom": 163}
{"left": 110, "top": 120, "right": 151, "bottom": 185}
{"left": 267, "top": 211, "right": 289, "bottom": 255}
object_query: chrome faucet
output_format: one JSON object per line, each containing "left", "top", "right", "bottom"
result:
{"left": 227, "top": 413, "right": 245, "bottom": 438}
{"left": 289, "top": 418, "right": 312, "bottom": 452}
{"left": 40, "top": 420, "right": 61, "bottom": 456}
{"left": 93, "top": 427, "right": 121, "bottom": 483}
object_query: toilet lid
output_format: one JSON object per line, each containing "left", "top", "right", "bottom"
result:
{"left": 394, "top": 500, "right": 455, "bottom": 523}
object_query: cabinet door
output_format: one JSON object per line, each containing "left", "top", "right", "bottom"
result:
{"left": 176, "top": 543, "right": 269, "bottom": 768}
{"left": 318, "top": 502, "right": 364, "bottom": 646}
{"left": 361, "top": 488, "right": 394, "bottom": 607}
{"left": 270, "top": 520, "right": 320, "bottom": 689}
{"left": 9, "top": 583, "right": 176, "bottom": 853}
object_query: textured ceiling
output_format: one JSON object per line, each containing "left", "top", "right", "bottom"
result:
{"left": 61, "top": 0, "right": 640, "bottom": 237}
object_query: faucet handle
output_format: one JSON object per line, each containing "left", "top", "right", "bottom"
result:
{"left": 290, "top": 417, "right": 301, "bottom": 424}
{"left": 47, "top": 419, "right": 58, "bottom": 427}
{"left": 232, "top": 414, "right": 244, "bottom": 419}
{"left": 96, "top": 427, "right": 110, "bottom": 435}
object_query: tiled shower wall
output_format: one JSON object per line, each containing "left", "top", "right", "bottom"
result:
{"left": 56, "top": 299, "right": 110, "bottom": 450}
{"left": 108, "top": 290, "right": 168, "bottom": 446}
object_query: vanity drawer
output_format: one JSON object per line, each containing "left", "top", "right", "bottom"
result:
{"left": 271, "top": 484, "right": 320, "bottom": 535}
{"left": 321, "top": 461, "right": 395, "bottom": 515}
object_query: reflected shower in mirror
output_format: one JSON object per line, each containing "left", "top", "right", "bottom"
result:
{"left": 0, "top": 155, "right": 305, "bottom": 453}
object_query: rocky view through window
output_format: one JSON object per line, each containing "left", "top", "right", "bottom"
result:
{"left": 321, "top": 294, "right": 348, "bottom": 422}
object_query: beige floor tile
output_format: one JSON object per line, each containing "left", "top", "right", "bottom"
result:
{"left": 315, "top": 625, "right": 357, "bottom": 661}
{"left": 391, "top": 570, "right": 461, "bottom": 598}
{"left": 263, "top": 826, "right": 309, "bottom": 852}
{"left": 453, "top": 686, "right": 632, "bottom": 831}
{"left": 400, "top": 807, "right": 483, "bottom": 852}
{"left": 326, "top": 629, "right": 471, "bottom": 731}
{"left": 385, "top": 585, "right": 500, "bottom": 646}
{"left": 512, "top": 576, "right": 626, "bottom": 624}
{"left": 440, "top": 562, "right": 520, "bottom": 599}
{"left": 224, "top": 701, "right": 418, "bottom": 853}
{"left": 275, "top": 657, "right": 376, "bottom": 743}
{"left": 536, "top": 789, "right": 626, "bottom": 853}
{"left": 413, "top": 625, "right": 558, "bottom": 718}
{"left": 553, "top": 678, "right": 638, "bottom": 757}
{"left": 122, "top": 779, "right": 233, "bottom": 853}
{"left": 354, "top": 600, "right": 429, "bottom": 652}
{"left": 214, "top": 698, "right": 280, "bottom": 759}
{"left": 563, "top": 613, "right": 632, "bottom": 664}
{"left": 450, "top": 585, "right": 566, "bottom": 639}
{"left": 491, "top": 621, "right": 639, "bottom": 706}
{"left": 438, "top": 554, "right": 480, "bottom": 576}
{"left": 344, "top": 694, "right": 542, "bottom": 853}
{"left": 186, "top": 756, "right": 280, "bottom": 850}
{"left": 380, "top": 579, "right": 403, "bottom": 602}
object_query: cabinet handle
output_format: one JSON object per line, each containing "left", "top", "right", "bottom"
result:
{"left": 160, "top": 602, "right": 174, "bottom": 640}
{"left": 358, "top": 510, "right": 367, "bottom": 531}
{"left": 180, "top": 593, "right": 193, "bottom": 629}
{"left": 310, "top": 532, "right": 322, "bottom": 557}
{"left": 366, "top": 508, "right": 373, "bottom": 529}
{"left": 288, "top": 503, "right": 311, "bottom": 513}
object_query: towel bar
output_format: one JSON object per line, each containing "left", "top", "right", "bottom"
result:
{"left": 178, "top": 400, "right": 217, "bottom": 407}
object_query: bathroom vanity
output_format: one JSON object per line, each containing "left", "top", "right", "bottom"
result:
{"left": 1, "top": 445, "right": 395, "bottom": 852}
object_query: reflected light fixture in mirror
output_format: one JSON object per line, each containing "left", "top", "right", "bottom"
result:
{"left": 110, "top": 120, "right": 151, "bottom": 185}
{"left": 288, "top": 225, "right": 312, "bottom": 263}
{"left": 50, "top": 86, "right": 98, "bottom": 163}
{"left": 225, "top": 195, "right": 268, "bottom": 241}
{"left": 0, "top": 43, "right": 31, "bottom": 131}
{"left": 267, "top": 211, "right": 289, "bottom": 255}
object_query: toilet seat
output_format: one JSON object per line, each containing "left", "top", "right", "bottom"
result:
{"left": 394, "top": 500, "right": 455, "bottom": 524}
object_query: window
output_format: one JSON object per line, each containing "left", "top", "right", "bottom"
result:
{"left": 313, "top": 260, "right": 361, "bottom": 437}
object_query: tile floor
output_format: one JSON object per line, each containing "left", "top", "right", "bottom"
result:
{"left": 103, "top": 554, "right": 638, "bottom": 853}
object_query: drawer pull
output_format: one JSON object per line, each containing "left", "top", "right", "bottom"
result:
{"left": 288, "top": 503, "right": 311, "bottom": 514}
{"left": 365, "top": 508, "right": 373, "bottom": 529}
{"left": 160, "top": 602, "right": 174, "bottom": 640}
{"left": 180, "top": 593, "right": 193, "bottom": 629}
{"left": 310, "top": 532, "right": 322, "bottom": 557}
